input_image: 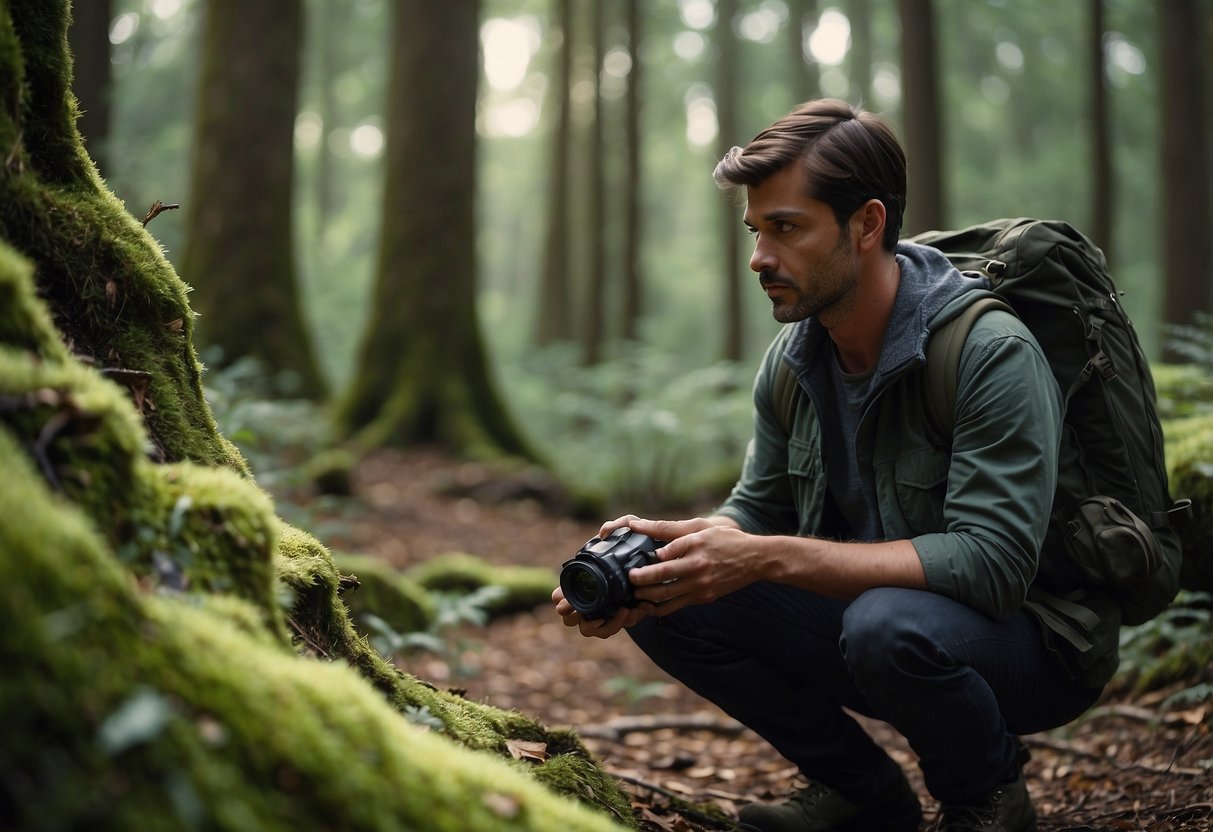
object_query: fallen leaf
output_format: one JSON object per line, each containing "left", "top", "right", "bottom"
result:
{"left": 505, "top": 738, "right": 548, "bottom": 763}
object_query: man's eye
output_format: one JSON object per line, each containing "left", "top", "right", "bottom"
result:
{"left": 745, "top": 226, "right": 758, "bottom": 237}
{"left": 774, "top": 221, "right": 794, "bottom": 233}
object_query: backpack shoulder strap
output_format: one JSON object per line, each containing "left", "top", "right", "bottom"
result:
{"left": 925, "top": 295, "right": 1014, "bottom": 437}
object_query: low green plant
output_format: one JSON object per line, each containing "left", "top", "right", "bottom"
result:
{"left": 501, "top": 342, "right": 753, "bottom": 514}
{"left": 1116, "top": 591, "right": 1213, "bottom": 696}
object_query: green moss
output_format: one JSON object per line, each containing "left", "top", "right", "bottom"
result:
{"left": 0, "top": 0, "right": 637, "bottom": 823}
{"left": 332, "top": 551, "right": 437, "bottom": 635}
{"left": 0, "top": 432, "right": 627, "bottom": 832}
{"left": 1163, "top": 414, "right": 1213, "bottom": 593}
{"left": 408, "top": 552, "right": 559, "bottom": 617}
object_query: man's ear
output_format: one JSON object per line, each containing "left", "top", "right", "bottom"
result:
{"left": 853, "top": 199, "right": 887, "bottom": 252}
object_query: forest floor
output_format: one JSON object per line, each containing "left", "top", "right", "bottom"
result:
{"left": 309, "top": 448, "right": 1211, "bottom": 832}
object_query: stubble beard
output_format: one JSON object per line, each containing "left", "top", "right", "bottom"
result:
{"left": 764, "top": 238, "right": 858, "bottom": 324}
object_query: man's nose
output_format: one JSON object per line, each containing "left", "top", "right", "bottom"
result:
{"left": 749, "top": 237, "right": 776, "bottom": 274}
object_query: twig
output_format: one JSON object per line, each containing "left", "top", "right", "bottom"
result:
{"left": 613, "top": 772, "right": 738, "bottom": 827}
{"left": 141, "top": 200, "right": 180, "bottom": 227}
{"left": 1082, "top": 702, "right": 1194, "bottom": 727}
{"left": 286, "top": 614, "right": 332, "bottom": 659}
{"left": 1024, "top": 735, "right": 1206, "bottom": 777}
{"left": 575, "top": 713, "right": 748, "bottom": 741}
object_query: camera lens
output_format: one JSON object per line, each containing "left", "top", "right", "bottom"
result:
{"left": 560, "top": 561, "right": 609, "bottom": 616}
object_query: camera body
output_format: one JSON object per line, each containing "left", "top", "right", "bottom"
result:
{"left": 560, "top": 527, "right": 664, "bottom": 620}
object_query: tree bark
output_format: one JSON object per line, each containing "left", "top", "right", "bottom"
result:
{"left": 716, "top": 0, "right": 743, "bottom": 362}
{"left": 847, "top": 0, "right": 873, "bottom": 106}
{"left": 621, "top": 0, "right": 644, "bottom": 340}
{"left": 1159, "top": 0, "right": 1213, "bottom": 340}
{"left": 898, "top": 0, "right": 945, "bottom": 234}
{"left": 337, "top": 0, "right": 535, "bottom": 460}
{"left": 581, "top": 0, "right": 608, "bottom": 365}
{"left": 787, "top": 0, "right": 819, "bottom": 104}
{"left": 1088, "top": 0, "right": 1112, "bottom": 259}
{"left": 66, "top": 0, "right": 112, "bottom": 173}
{"left": 180, "top": 0, "right": 326, "bottom": 398}
{"left": 535, "top": 0, "right": 574, "bottom": 346}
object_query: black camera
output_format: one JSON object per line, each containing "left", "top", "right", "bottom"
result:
{"left": 560, "top": 527, "right": 665, "bottom": 620}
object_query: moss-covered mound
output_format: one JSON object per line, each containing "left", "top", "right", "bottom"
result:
{"left": 1163, "top": 413, "right": 1213, "bottom": 593}
{"left": 0, "top": 0, "right": 633, "bottom": 826}
{"left": 407, "top": 552, "right": 559, "bottom": 617}
{"left": 0, "top": 430, "right": 626, "bottom": 832}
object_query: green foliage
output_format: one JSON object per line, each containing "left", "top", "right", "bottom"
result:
{"left": 501, "top": 342, "right": 753, "bottom": 514}
{"left": 1116, "top": 592, "right": 1213, "bottom": 695}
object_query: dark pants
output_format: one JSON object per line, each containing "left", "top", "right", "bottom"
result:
{"left": 627, "top": 583, "right": 1102, "bottom": 804}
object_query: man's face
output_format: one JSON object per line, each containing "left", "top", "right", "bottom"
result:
{"left": 742, "top": 164, "right": 858, "bottom": 325}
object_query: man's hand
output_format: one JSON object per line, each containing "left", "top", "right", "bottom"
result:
{"left": 617, "top": 516, "right": 758, "bottom": 618}
{"left": 552, "top": 585, "right": 652, "bottom": 638}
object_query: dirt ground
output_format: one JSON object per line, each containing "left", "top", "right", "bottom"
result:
{"left": 315, "top": 448, "right": 1212, "bottom": 832}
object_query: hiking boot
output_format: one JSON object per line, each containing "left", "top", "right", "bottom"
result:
{"left": 737, "top": 775, "right": 921, "bottom": 832}
{"left": 933, "top": 772, "right": 1036, "bottom": 832}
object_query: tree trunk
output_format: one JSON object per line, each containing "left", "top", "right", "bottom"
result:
{"left": 1159, "top": 0, "right": 1213, "bottom": 340}
{"left": 847, "top": 0, "right": 873, "bottom": 106}
{"left": 581, "top": 0, "right": 607, "bottom": 365}
{"left": 787, "top": 0, "right": 819, "bottom": 103}
{"left": 898, "top": 0, "right": 945, "bottom": 234}
{"left": 66, "top": 0, "right": 111, "bottom": 173}
{"left": 1088, "top": 0, "right": 1112, "bottom": 259}
{"left": 535, "top": 0, "right": 574, "bottom": 346}
{"left": 337, "top": 0, "right": 535, "bottom": 460}
{"left": 621, "top": 0, "right": 643, "bottom": 340}
{"left": 180, "top": 0, "right": 326, "bottom": 398}
{"left": 716, "top": 0, "right": 743, "bottom": 362}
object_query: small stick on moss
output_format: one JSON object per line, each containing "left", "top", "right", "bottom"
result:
{"left": 141, "top": 200, "right": 180, "bottom": 227}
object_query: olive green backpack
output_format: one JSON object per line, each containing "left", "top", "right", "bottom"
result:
{"left": 774, "top": 218, "right": 1188, "bottom": 636}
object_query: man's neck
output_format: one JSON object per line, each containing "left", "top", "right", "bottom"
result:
{"left": 827, "top": 253, "right": 901, "bottom": 374}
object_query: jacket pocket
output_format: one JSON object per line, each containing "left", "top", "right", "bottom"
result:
{"left": 892, "top": 447, "right": 949, "bottom": 535}
{"left": 787, "top": 437, "right": 824, "bottom": 532}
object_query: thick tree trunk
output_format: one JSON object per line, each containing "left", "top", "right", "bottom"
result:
{"left": 898, "top": 0, "right": 945, "bottom": 234}
{"left": 337, "top": 0, "right": 534, "bottom": 460}
{"left": 180, "top": 0, "right": 325, "bottom": 398}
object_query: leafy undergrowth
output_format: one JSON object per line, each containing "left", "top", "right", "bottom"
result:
{"left": 325, "top": 448, "right": 1212, "bottom": 832}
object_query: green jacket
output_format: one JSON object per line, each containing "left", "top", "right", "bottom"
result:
{"left": 718, "top": 243, "right": 1118, "bottom": 686}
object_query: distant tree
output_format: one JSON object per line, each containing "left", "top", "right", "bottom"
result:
{"left": 535, "top": 0, "right": 574, "bottom": 347}
{"left": 787, "top": 0, "right": 820, "bottom": 103}
{"left": 581, "top": 0, "right": 608, "bottom": 365}
{"left": 621, "top": 0, "right": 644, "bottom": 339}
{"left": 180, "top": 0, "right": 325, "bottom": 398}
{"left": 1159, "top": 0, "right": 1212, "bottom": 341}
{"left": 337, "top": 0, "right": 534, "bottom": 459}
{"left": 716, "top": 0, "right": 743, "bottom": 362}
{"left": 898, "top": 0, "right": 944, "bottom": 234}
{"left": 847, "top": 0, "right": 873, "bottom": 106}
{"left": 67, "top": 0, "right": 112, "bottom": 173}
{"left": 1088, "top": 0, "right": 1112, "bottom": 257}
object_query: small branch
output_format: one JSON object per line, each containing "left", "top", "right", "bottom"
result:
{"left": 286, "top": 614, "right": 333, "bottom": 660}
{"left": 141, "top": 200, "right": 180, "bottom": 227}
{"left": 575, "top": 713, "right": 747, "bottom": 742}
{"left": 613, "top": 772, "right": 738, "bottom": 828}
{"left": 1024, "top": 735, "right": 1206, "bottom": 777}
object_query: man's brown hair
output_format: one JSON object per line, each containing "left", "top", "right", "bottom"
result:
{"left": 713, "top": 99, "right": 907, "bottom": 251}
